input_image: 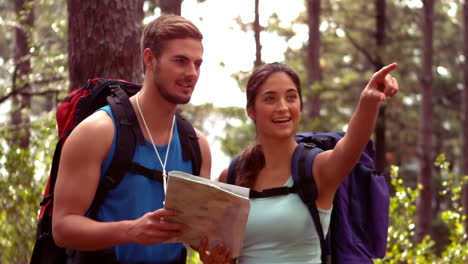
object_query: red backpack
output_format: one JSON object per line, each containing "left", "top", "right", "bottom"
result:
{"left": 30, "top": 78, "right": 202, "bottom": 264}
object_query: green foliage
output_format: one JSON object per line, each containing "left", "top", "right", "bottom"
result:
{"left": 180, "top": 102, "right": 251, "bottom": 159}
{"left": 179, "top": 103, "right": 216, "bottom": 133}
{"left": 186, "top": 247, "right": 202, "bottom": 264}
{"left": 230, "top": 70, "right": 251, "bottom": 93}
{"left": 30, "top": 0, "right": 69, "bottom": 105}
{"left": 0, "top": 114, "right": 56, "bottom": 263}
{"left": 220, "top": 121, "right": 254, "bottom": 159}
{"left": 376, "top": 155, "right": 468, "bottom": 264}
{"left": 0, "top": 0, "right": 68, "bottom": 118}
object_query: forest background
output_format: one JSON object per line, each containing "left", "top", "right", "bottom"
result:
{"left": 1, "top": 0, "right": 468, "bottom": 263}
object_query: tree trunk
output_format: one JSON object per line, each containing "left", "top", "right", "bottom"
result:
{"left": 160, "top": 0, "right": 182, "bottom": 15}
{"left": 67, "top": 0, "right": 144, "bottom": 91}
{"left": 416, "top": 0, "right": 434, "bottom": 243}
{"left": 11, "top": 0, "right": 34, "bottom": 148}
{"left": 253, "top": 0, "right": 262, "bottom": 67}
{"left": 305, "top": 0, "right": 322, "bottom": 120}
{"left": 373, "top": 0, "right": 386, "bottom": 173}
{"left": 462, "top": 0, "right": 468, "bottom": 233}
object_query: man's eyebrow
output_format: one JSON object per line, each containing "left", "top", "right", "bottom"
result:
{"left": 173, "top": 55, "right": 189, "bottom": 60}
{"left": 172, "top": 55, "right": 203, "bottom": 64}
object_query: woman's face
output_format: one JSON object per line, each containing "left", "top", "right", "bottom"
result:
{"left": 248, "top": 72, "right": 301, "bottom": 141}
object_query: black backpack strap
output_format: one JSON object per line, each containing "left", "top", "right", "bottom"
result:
{"left": 227, "top": 154, "right": 297, "bottom": 198}
{"left": 249, "top": 186, "right": 297, "bottom": 198}
{"left": 127, "top": 162, "right": 164, "bottom": 184}
{"left": 176, "top": 112, "right": 202, "bottom": 176}
{"left": 88, "top": 85, "right": 141, "bottom": 219}
{"left": 292, "top": 143, "right": 328, "bottom": 264}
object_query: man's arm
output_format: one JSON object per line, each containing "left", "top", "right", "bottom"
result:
{"left": 52, "top": 110, "right": 185, "bottom": 250}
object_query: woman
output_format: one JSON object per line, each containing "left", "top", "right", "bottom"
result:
{"left": 200, "top": 62, "right": 398, "bottom": 264}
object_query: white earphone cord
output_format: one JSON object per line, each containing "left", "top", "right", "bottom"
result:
{"left": 136, "top": 92, "right": 175, "bottom": 194}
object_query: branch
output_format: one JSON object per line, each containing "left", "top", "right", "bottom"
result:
{"left": 0, "top": 88, "right": 59, "bottom": 104}
{"left": 0, "top": 76, "right": 66, "bottom": 104}
{"left": 17, "top": 89, "right": 61, "bottom": 96}
{"left": 333, "top": 0, "right": 377, "bottom": 66}
{"left": 0, "top": 20, "right": 23, "bottom": 30}
{"left": 344, "top": 31, "right": 377, "bottom": 66}
{"left": 33, "top": 76, "right": 66, "bottom": 86}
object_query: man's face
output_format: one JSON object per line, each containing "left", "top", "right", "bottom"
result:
{"left": 152, "top": 38, "right": 203, "bottom": 105}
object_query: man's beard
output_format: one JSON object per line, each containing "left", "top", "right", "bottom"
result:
{"left": 153, "top": 66, "right": 192, "bottom": 105}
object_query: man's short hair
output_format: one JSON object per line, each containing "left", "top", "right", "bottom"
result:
{"left": 141, "top": 14, "right": 203, "bottom": 69}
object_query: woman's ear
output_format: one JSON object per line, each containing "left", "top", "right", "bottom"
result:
{"left": 247, "top": 106, "right": 255, "bottom": 121}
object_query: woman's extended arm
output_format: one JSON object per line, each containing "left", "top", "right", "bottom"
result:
{"left": 313, "top": 63, "right": 399, "bottom": 209}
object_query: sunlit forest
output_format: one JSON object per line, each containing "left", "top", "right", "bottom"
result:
{"left": 1, "top": 0, "right": 468, "bottom": 263}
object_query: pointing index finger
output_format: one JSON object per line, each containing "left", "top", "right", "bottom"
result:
{"left": 372, "top": 63, "right": 398, "bottom": 82}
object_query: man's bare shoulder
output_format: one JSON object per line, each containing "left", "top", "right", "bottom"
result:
{"left": 64, "top": 110, "right": 115, "bottom": 156}
{"left": 74, "top": 110, "right": 114, "bottom": 136}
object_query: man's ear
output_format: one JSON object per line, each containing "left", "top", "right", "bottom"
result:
{"left": 247, "top": 106, "right": 255, "bottom": 121}
{"left": 143, "top": 48, "right": 155, "bottom": 71}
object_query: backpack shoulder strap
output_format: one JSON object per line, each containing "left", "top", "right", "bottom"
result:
{"left": 88, "top": 85, "right": 140, "bottom": 219}
{"left": 176, "top": 112, "right": 202, "bottom": 176}
{"left": 227, "top": 155, "right": 241, "bottom": 184}
{"left": 291, "top": 143, "right": 322, "bottom": 204}
{"left": 227, "top": 154, "right": 297, "bottom": 198}
{"left": 291, "top": 143, "right": 328, "bottom": 264}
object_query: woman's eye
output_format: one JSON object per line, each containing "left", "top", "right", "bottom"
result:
{"left": 287, "top": 94, "right": 298, "bottom": 101}
{"left": 264, "top": 96, "right": 275, "bottom": 103}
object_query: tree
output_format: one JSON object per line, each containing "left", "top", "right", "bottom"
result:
{"left": 11, "top": 0, "right": 34, "bottom": 148}
{"left": 0, "top": 1, "right": 67, "bottom": 263}
{"left": 463, "top": 0, "right": 468, "bottom": 232}
{"left": 254, "top": 0, "right": 262, "bottom": 67}
{"left": 159, "top": 0, "right": 182, "bottom": 15}
{"left": 67, "top": 0, "right": 144, "bottom": 91}
{"left": 373, "top": 0, "right": 387, "bottom": 172}
{"left": 305, "top": 0, "right": 322, "bottom": 122}
{"left": 416, "top": 0, "right": 434, "bottom": 243}
{"left": 158, "top": 0, "right": 208, "bottom": 16}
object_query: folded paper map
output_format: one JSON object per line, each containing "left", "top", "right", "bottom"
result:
{"left": 163, "top": 171, "right": 250, "bottom": 258}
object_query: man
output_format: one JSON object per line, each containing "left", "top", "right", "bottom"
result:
{"left": 52, "top": 14, "right": 229, "bottom": 263}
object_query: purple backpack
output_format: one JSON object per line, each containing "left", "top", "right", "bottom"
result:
{"left": 227, "top": 132, "right": 390, "bottom": 263}
{"left": 294, "top": 132, "right": 390, "bottom": 264}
